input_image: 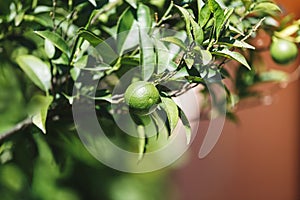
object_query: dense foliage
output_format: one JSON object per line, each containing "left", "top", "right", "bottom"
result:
{"left": 0, "top": 0, "right": 299, "bottom": 199}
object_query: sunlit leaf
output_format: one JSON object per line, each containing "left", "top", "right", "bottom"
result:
{"left": 28, "top": 95, "right": 53, "bottom": 134}
{"left": 251, "top": 2, "right": 281, "bottom": 16}
{"left": 160, "top": 97, "right": 179, "bottom": 134}
{"left": 139, "top": 28, "right": 155, "bottom": 81}
{"left": 199, "top": 2, "right": 211, "bottom": 28}
{"left": 259, "top": 70, "right": 288, "bottom": 83}
{"left": 125, "top": 0, "right": 137, "bottom": 9}
{"left": 208, "top": 0, "right": 225, "bottom": 40}
{"left": 88, "top": 0, "right": 97, "bottom": 7}
{"left": 44, "top": 39, "right": 55, "bottom": 58}
{"left": 218, "top": 37, "right": 255, "bottom": 49}
{"left": 77, "top": 28, "right": 103, "bottom": 46}
{"left": 35, "top": 30, "right": 70, "bottom": 57}
{"left": 212, "top": 48, "right": 251, "bottom": 69}
{"left": 160, "top": 36, "right": 187, "bottom": 51}
{"left": 117, "top": 7, "right": 136, "bottom": 54}
{"left": 16, "top": 55, "right": 51, "bottom": 91}
{"left": 137, "top": 125, "right": 146, "bottom": 160}
{"left": 137, "top": 3, "right": 151, "bottom": 32}
{"left": 191, "top": 18, "right": 204, "bottom": 45}
{"left": 175, "top": 5, "right": 193, "bottom": 42}
{"left": 154, "top": 39, "right": 170, "bottom": 74}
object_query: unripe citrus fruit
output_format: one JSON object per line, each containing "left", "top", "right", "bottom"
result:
{"left": 124, "top": 81, "right": 160, "bottom": 115}
{"left": 270, "top": 38, "right": 298, "bottom": 65}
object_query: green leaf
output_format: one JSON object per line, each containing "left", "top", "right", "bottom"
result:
{"left": 212, "top": 48, "right": 251, "bottom": 69}
{"left": 184, "top": 58, "right": 194, "bottom": 69}
{"left": 175, "top": 5, "right": 193, "bottom": 42}
{"left": 191, "top": 18, "right": 204, "bottom": 45}
{"left": 23, "top": 14, "right": 53, "bottom": 27}
{"left": 125, "top": 0, "right": 137, "bottom": 9}
{"left": 139, "top": 28, "right": 155, "bottom": 80}
{"left": 218, "top": 37, "right": 255, "bottom": 49}
{"left": 137, "top": 125, "right": 146, "bottom": 161}
{"left": 185, "top": 76, "right": 204, "bottom": 83}
{"left": 199, "top": 2, "right": 211, "bottom": 28}
{"left": 44, "top": 39, "right": 55, "bottom": 58}
{"left": 117, "top": 7, "right": 136, "bottom": 54}
{"left": 259, "top": 70, "right": 288, "bottom": 83}
{"left": 193, "top": 46, "right": 212, "bottom": 65}
{"left": 208, "top": 0, "right": 225, "bottom": 40}
{"left": 77, "top": 28, "right": 118, "bottom": 64}
{"left": 154, "top": 39, "right": 170, "bottom": 74}
{"left": 16, "top": 55, "right": 51, "bottom": 91}
{"left": 15, "top": 11, "right": 25, "bottom": 26}
{"left": 251, "top": 2, "right": 281, "bottom": 16}
{"left": 137, "top": 3, "right": 151, "bottom": 31}
{"left": 275, "top": 24, "right": 300, "bottom": 38}
{"left": 178, "top": 106, "right": 192, "bottom": 144}
{"left": 28, "top": 95, "right": 53, "bottom": 134}
{"left": 160, "top": 97, "right": 179, "bottom": 134}
{"left": 34, "top": 30, "right": 70, "bottom": 57}
{"left": 160, "top": 36, "right": 187, "bottom": 51}
{"left": 88, "top": 0, "right": 97, "bottom": 7}
{"left": 77, "top": 28, "right": 103, "bottom": 46}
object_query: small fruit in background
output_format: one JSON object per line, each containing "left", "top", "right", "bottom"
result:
{"left": 270, "top": 38, "right": 298, "bottom": 65}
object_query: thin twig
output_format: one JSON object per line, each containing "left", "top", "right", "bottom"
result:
{"left": 0, "top": 118, "right": 32, "bottom": 142}
{"left": 52, "top": 0, "right": 57, "bottom": 31}
{"left": 90, "top": 0, "right": 122, "bottom": 25}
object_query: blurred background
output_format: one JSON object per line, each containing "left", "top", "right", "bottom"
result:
{"left": 171, "top": 0, "right": 300, "bottom": 199}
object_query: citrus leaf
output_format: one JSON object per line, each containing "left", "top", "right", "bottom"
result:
{"left": 137, "top": 125, "right": 146, "bottom": 161}
{"left": 208, "top": 0, "right": 225, "bottom": 40}
{"left": 175, "top": 5, "right": 193, "bottom": 42}
{"left": 212, "top": 48, "right": 251, "bottom": 69}
{"left": 137, "top": 3, "right": 151, "bottom": 32}
{"left": 185, "top": 76, "right": 204, "bottom": 83}
{"left": 275, "top": 24, "right": 300, "bottom": 38}
{"left": 88, "top": 0, "right": 97, "bottom": 7}
{"left": 199, "top": 2, "right": 211, "bottom": 28}
{"left": 160, "top": 97, "right": 179, "bottom": 134}
{"left": 16, "top": 55, "right": 51, "bottom": 91}
{"left": 178, "top": 106, "right": 192, "bottom": 144}
{"left": 139, "top": 28, "right": 155, "bottom": 81}
{"left": 23, "top": 14, "right": 53, "bottom": 27}
{"left": 259, "top": 70, "right": 289, "bottom": 83}
{"left": 125, "top": 0, "right": 137, "bottom": 9}
{"left": 78, "top": 28, "right": 118, "bottom": 64}
{"left": 44, "top": 39, "right": 55, "bottom": 58}
{"left": 184, "top": 58, "right": 194, "bottom": 69}
{"left": 77, "top": 28, "right": 103, "bottom": 46}
{"left": 191, "top": 18, "right": 204, "bottom": 45}
{"left": 28, "top": 95, "right": 53, "bottom": 134}
{"left": 160, "top": 36, "right": 187, "bottom": 51}
{"left": 34, "top": 30, "right": 70, "bottom": 57}
{"left": 251, "top": 2, "right": 281, "bottom": 16}
{"left": 116, "top": 7, "right": 136, "bottom": 55}
{"left": 218, "top": 37, "right": 255, "bottom": 49}
{"left": 154, "top": 39, "right": 170, "bottom": 74}
{"left": 193, "top": 46, "right": 213, "bottom": 65}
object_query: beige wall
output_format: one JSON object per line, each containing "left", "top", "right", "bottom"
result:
{"left": 172, "top": 1, "right": 300, "bottom": 199}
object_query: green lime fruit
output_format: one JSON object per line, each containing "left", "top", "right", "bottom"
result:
{"left": 270, "top": 38, "right": 298, "bottom": 65}
{"left": 124, "top": 81, "right": 160, "bottom": 115}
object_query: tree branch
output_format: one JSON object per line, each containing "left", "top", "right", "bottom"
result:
{"left": 0, "top": 118, "right": 32, "bottom": 142}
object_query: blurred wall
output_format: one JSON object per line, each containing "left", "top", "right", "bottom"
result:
{"left": 172, "top": 1, "right": 300, "bottom": 199}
